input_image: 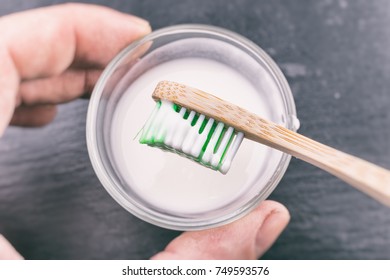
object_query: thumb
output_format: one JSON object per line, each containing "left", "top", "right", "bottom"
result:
{"left": 151, "top": 200, "right": 290, "bottom": 260}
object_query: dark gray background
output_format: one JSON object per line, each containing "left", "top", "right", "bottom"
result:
{"left": 1, "top": 0, "right": 389, "bottom": 259}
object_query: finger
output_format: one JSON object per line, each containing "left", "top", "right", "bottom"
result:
{"left": 18, "top": 69, "right": 102, "bottom": 105}
{"left": 1, "top": 3, "right": 151, "bottom": 79}
{"left": 0, "top": 235, "right": 23, "bottom": 260}
{"left": 151, "top": 200, "right": 290, "bottom": 260}
{"left": 0, "top": 47, "right": 19, "bottom": 136}
{"left": 10, "top": 105, "right": 57, "bottom": 127}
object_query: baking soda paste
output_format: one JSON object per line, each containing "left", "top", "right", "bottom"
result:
{"left": 110, "top": 57, "right": 284, "bottom": 215}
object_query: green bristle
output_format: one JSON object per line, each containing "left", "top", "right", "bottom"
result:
{"left": 173, "top": 103, "right": 181, "bottom": 112}
{"left": 198, "top": 121, "right": 218, "bottom": 160}
{"left": 191, "top": 113, "right": 200, "bottom": 126}
{"left": 218, "top": 130, "right": 235, "bottom": 167}
{"left": 213, "top": 125, "right": 227, "bottom": 154}
{"left": 198, "top": 118, "right": 208, "bottom": 134}
{"left": 183, "top": 110, "right": 190, "bottom": 119}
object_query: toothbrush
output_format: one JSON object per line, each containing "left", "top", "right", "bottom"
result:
{"left": 140, "top": 81, "right": 390, "bottom": 207}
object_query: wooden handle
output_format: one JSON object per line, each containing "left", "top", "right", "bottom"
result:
{"left": 153, "top": 81, "right": 390, "bottom": 206}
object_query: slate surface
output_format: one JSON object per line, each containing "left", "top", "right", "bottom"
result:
{"left": 1, "top": 0, "right": 389, "bottom": 259}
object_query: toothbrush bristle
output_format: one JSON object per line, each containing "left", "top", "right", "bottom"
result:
{"left": 139, "top": 100, "right": 244, "bottom": 174}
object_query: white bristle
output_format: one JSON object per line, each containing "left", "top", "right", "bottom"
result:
{"left": 182, "top": 111, "right": 199, "bottom": 154}
{"left": 220, "top": 132, "right": 244, "bottom": 173}
{"left": 166, "top": 108, "right": 184, "bottom": 145}
{"left": 200, "top": 122, "right": 224, "bottom": 164}
{"left": 141, "top": 104, "right": 159, "bottom": 141}
{"left": 190, "top": 115, "right": 210, "bottom": 158}
{"left": 211, "top": 126, "right": 234, "bottom": 167}
{"left": 170, "top": 109, "right": 190, "bottom": 150}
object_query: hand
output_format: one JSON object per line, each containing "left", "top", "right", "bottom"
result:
{"left": 0, "top": 235, "right": 23, "bottom": 260}
{"left": 152, "top": 201, "right": 289, "bottom": 259}
{"left": 0, "top": 3, "right": 151, "bottom": 135}
{"left": 0, "top": 4, "right": 290, "bottom": 260}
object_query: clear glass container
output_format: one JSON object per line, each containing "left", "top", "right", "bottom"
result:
{"left": 86, "top": 24, "right": 298, "bottom": 230}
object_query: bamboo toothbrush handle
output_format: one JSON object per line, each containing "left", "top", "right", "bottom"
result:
{"left": 248, "top": 124, "right": 390, "bottom": 207}
{"left": 153, "top": 81, "right": 390, "bottom": 207}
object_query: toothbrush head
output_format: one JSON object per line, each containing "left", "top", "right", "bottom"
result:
{"left": 139, "top": 95, "right": 244, "bottom": 174}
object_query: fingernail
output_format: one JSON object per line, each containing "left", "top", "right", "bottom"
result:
{"left": 130, "top": 15, "right": 152, "bottom": 34}
{"left": 255, "top": 209, "right": 290, "bottom": 256}
{"left": 0, "top": 99, "right": 14, "bottom": 138}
